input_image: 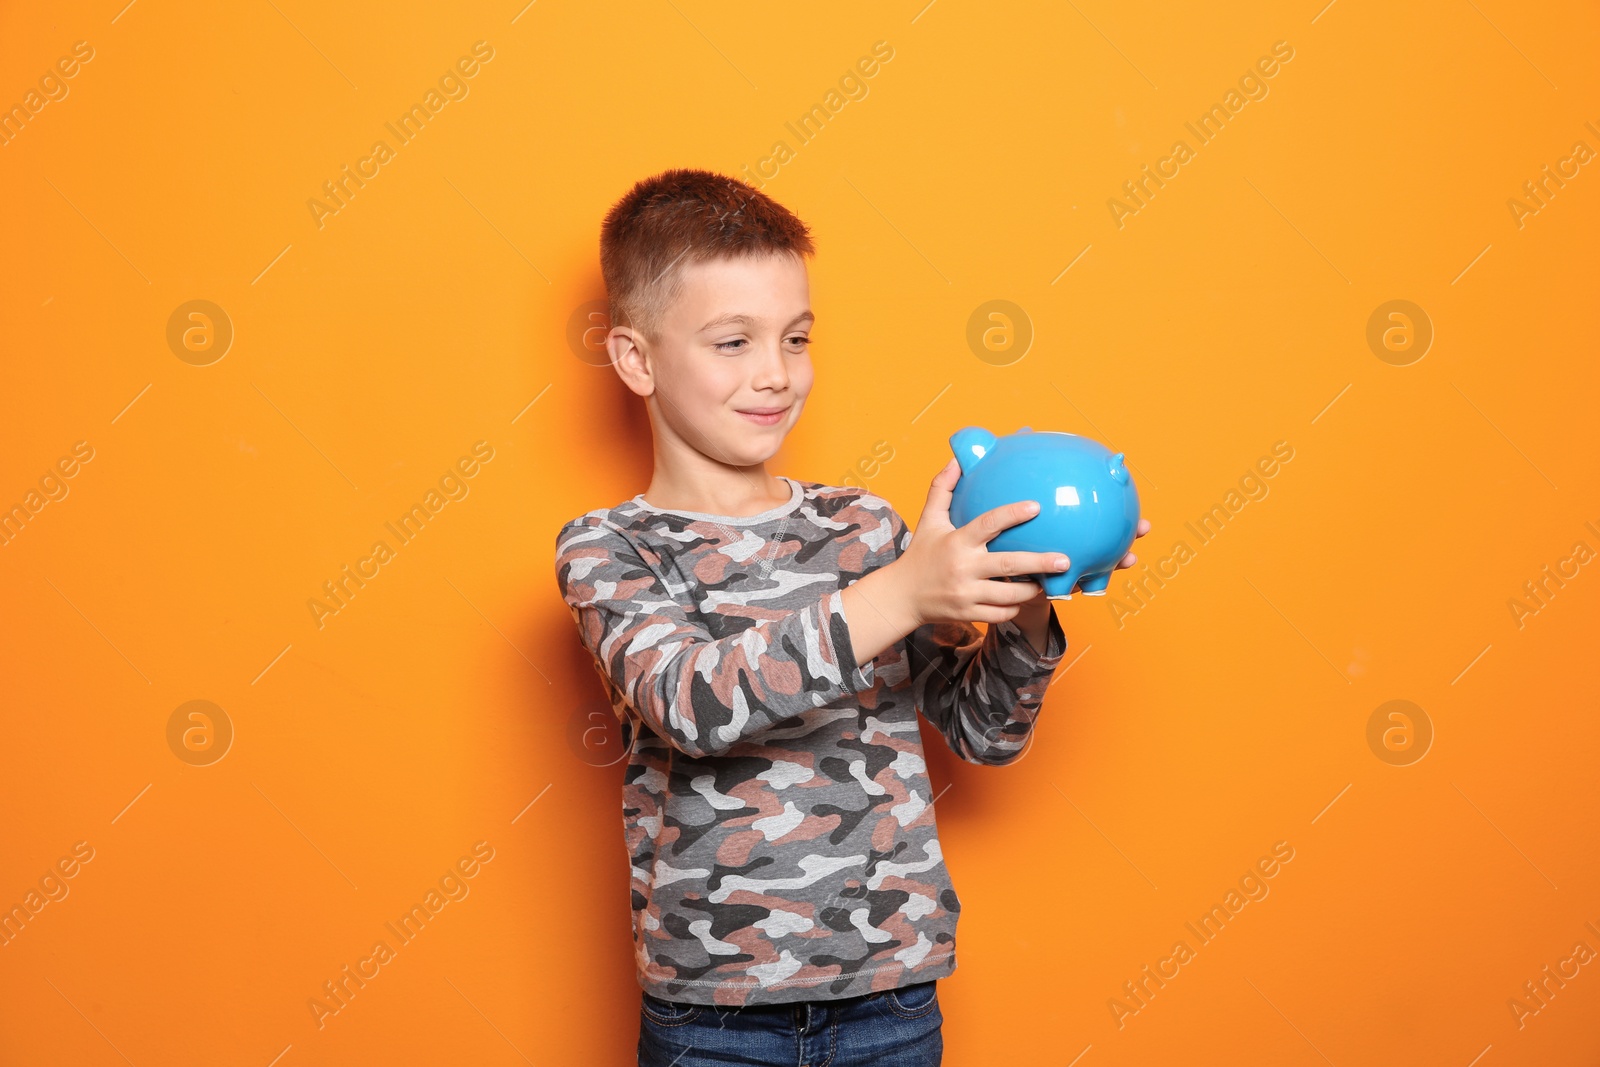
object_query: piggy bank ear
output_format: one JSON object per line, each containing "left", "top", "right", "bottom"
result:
{"left": 949, "top": 427, "right": 998, "bottom": 475}
{"left": 1108, "top": 452, "right": 1130, "bottom": 485}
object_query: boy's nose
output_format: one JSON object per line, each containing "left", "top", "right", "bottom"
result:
{"left": 750, "top": 343, "right": 791, "bottom": 388}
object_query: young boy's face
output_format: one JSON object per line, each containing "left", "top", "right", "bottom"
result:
{"left": 617, "top": 252, "right": 813, "bottom": 470}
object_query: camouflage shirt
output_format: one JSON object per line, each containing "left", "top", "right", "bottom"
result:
{"left": 553, "top": 475, "right": 1067, "bottom": 1007}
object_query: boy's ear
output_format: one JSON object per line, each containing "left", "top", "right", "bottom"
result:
{"left": 606, "top": 326, "right": 654, "bottom": 397}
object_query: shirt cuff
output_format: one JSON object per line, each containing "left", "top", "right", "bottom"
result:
{"left": 821, "top": 589, "right": 877, "bottom": 695}
{"left": 991, "top": 609, "right": 1068, "bottom": 670}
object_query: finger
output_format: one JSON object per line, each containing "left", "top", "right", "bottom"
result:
{"left": 965, "top": 498, "right": 1042, "bottom": 545}
{"left": 973, "top": 550, "right": 1068, "bottom": 579}
{"left": 971, "top": 604, "right": 1025, "bottom": 625}
{"left": 1115, "top": 551, "right": 1137, "bottom": 570}
{"left": 974, "top": 578, "right": 1048, "bottom": 607}
{"left": 1135, "top": 518, "right": 1151, "bottom": 538}
{"left": 919, "top": 459, "right": 960, "bottom": 532}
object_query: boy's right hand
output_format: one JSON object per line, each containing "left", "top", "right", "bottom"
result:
{"left": 893, "top": 458, "right": 1071, "bottom": 627}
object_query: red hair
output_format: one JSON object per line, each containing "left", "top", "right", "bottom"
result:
{"left": 599, "top": 168, "right": 815, "bottom": 344}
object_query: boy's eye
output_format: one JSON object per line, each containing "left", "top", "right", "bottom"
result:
{"left": 713, "top": 336, "right": 810, "bottom": 353}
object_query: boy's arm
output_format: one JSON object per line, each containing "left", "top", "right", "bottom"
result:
{"left": 883, "top": 502, "right": 1068, "bottom": 767}
{"left": 554, "top": 516, "right": 880, "bottom": 759}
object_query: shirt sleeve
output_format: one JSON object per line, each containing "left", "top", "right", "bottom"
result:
{"left": 554, "top": 516, "right": 879, "bottom": 759}
{"left": 882, "top": 501, "right": 1068, "bottom": 767}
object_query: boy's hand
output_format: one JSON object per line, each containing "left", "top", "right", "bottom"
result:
{"left": 894, "top": 458, "right": 1071, "bottom": 627}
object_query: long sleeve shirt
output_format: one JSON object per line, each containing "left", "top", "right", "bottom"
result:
{"left": 553, "top": 475, "right": 1068, "bottom": 1007}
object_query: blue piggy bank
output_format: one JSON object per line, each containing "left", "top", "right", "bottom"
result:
{"left": 948, "top": 426, "right": 1141, "bottom": 600}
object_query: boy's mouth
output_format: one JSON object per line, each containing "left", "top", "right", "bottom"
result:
{"left": 736, "top": 406, "right": 790, "bottom": 426}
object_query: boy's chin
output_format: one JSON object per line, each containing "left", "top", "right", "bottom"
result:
{"left": 710, "top": 442, "right": 784, "bottom": 466}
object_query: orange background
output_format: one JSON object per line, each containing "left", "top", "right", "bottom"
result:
{"left": 2, "top": 1, "right": 1597, "bottom": 1064}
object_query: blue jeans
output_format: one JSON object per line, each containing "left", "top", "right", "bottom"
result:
{"left": 637, "top": 981, "right": 943, "bottom": 1066}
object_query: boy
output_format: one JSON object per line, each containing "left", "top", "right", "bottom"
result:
{"left": 554, "top": 169, "right": 1148, "bottom": 1067}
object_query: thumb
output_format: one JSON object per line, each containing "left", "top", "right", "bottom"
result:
{"left": 920, "top": 458, "right": 959, "bottom": 530}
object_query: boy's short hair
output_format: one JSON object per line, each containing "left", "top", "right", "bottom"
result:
{"left": 599, "top": 168, "right": 816, "bottom": 345}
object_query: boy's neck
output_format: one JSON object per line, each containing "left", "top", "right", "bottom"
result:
{"left": 641, "top": 464, "right": 791, "bottom": 518}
